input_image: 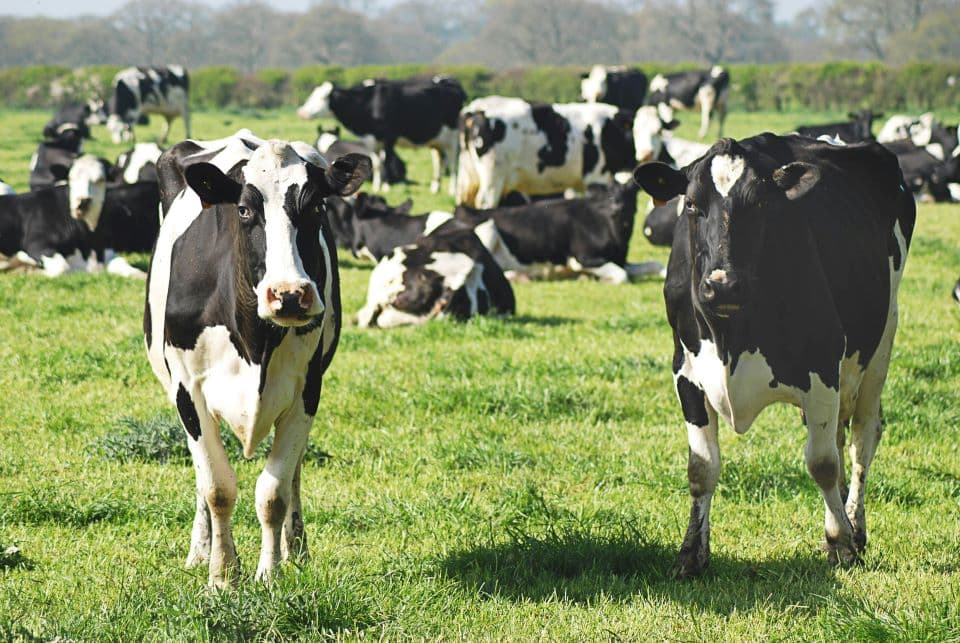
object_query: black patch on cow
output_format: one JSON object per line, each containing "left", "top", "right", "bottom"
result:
{"left": 600, "top": 111, "right": 637, "bottom": 174}
{"left": 113, "top": 81, "right": 137, "bottom": 119}
{"left": 676, "top": 375, "right": 709, "bottom": 427}
{"left": 302, "top": 218, "right": 341, "bottom": 416}
{"left": 531, "top": 104, "right": 570, "bottom": 172}
{"left": 479, "top": 118, "right": 506, "bottom": 157}
{"left": 176, "top": 384, "right": 202, "bottom": 440}
{"left": 582, "top": 125, "right": 599, "bottom": 177}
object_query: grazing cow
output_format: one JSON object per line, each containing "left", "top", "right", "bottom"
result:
{"left": 580, "top": 65, "right": 649, "bottom": 111}
{"left": 116, "top": 143, "right": 164, "bottom": 184}
{"left": 316, "top": 126, "right": 407, "bottom": 190}
{"left": 456, "top": 96, "right": 637, "bottom": 208}
{"left": 297, "top": 76, "right": 465, "bottom": 193}
{"left": 793, "top": 110, "right": 883, "bottom": 143}
{"left": 0, "top": 156, "right": 144, "bottom": 277}
{"left": 642, "top": 195, "right": 683, "bottom": 247}
{"left": 106, "top": 66, "right": 190, "bottom": 144}
{"left": 356, "top": 220, "right": 515, "bottom": 328}
{"left": 326, "top": 192, "right": 449, "bottom": 262}
{"left": 633, "top": 133, "right": 914, "bottom": 577}
{"left": 633, "top": 105, "right": 710, "bottom": 168}
{"left": 645, "top": 67, "right": 730, "bottom": 138}
{"left": 145, "top": 132, "right": 370, "bottom": 587}
{"left": 453, "top": 179, "right": 661, "bottom": 283}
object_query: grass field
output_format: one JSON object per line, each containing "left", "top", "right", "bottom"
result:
{"left": 1, "top": 107, "right": 959, "bottom": 640}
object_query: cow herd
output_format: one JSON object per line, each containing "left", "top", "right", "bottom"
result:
{"left": 0, "top": 63, "right": 955, "bottom": 587}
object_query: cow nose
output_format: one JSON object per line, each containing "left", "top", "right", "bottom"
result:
{"left": 78, "top": 197, "right": 92, "bottom": 213}
{"left": 700, "top": 269, "right": 743, "bottom": 312}
{"left": 266, "top": 284, "right": 316, "bottom": 317}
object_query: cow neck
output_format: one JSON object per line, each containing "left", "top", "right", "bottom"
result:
{"left": 329, "top": 90, "right": 373, "bottom": 138}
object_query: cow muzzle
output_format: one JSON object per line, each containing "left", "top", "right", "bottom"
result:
{"left": 261, "top": 281, "right": 324, "bottom": 326}
{"left": 698, "top": 269, "right": 746, "bottom": 318}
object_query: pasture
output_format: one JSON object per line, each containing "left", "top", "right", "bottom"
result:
{"left": 1, "top": 107, "right": 959, "bottom": 640}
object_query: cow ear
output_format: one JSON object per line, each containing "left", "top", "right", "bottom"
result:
{"left": 396, "top": 198, "right": 413, "bottom": 214}
{"left": 773, "top": 162, "right": 820, "bottom": 201}
{"left": 633, "top": 162, "right": 687, "bottom": 201}
{"left": 326, "top": 153, "right": 372, "bottom": 196}
{"left": 185, "top": 162, "right": 242, "bottom": 205}
{"left": 49, "top": 163, "right": 70, "bottom": 182}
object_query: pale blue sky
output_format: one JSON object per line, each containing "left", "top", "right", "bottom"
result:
{"left": 3, "top": 0, "right": 820, "bottom": 21}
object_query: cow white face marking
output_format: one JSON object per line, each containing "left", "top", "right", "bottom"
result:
{"left": 67, "top": 155, "right": 108, "bottom": 228}
{"left": 581, "top": 65, "right": 608, "bottom": 103}
{"left": 633, "top": 106, "right": 667, "bottom": 162}
{"left": 710, "top": 154, "right": 745, "bottom": 198}
{"left": 297, "top": 82, "right": 334, "bottom": 119}
{"left": 710, "top": 66, "right": 724, "bottom": 78}
{"left": 650, "top": 74, "right": 668, "bottom": 93}
{"left": 120, "top": 142, "right": 163, "bottom": 183}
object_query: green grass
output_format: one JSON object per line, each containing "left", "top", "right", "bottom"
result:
{"left": 1, "top": 108, "right": 959, "bottom": 640}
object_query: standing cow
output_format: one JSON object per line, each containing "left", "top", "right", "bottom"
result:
{"left": 580, "top": 65, "right": 649, "bottom": 111}
{"left": 107, "top": 66, "right": 190, "bottom": 144}
{"left": 297, "top": 76, "right": 465, "bottom": 194}
{"left": 145, "top": 132, "right": 370, "bottom": 586}
{"left": 633, "top": 133, "right": 914, "bottom": 577}
{"left": 645, "top": 67, "right": 730, "bottom": 139}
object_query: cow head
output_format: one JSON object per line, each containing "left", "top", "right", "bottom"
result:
{"left": 315, "top": 125, "right": 341, "bottom": 153}
{"left": 184, "top": 142, "right": 370, "bottom": 327}
{"left": 106, "top": 114, "right": 134, "bottom": 145}
{"left": 67, "top": 155, "right": 112, "bottom": 229}
{"left": 634, "top": 138, "right": 821, "bottom": 318}
{"left": 297, "top": 82, "right": 334, "bottom": 120}
{"left": 633, "top": 105, "right": 679, "bottom": 164}
{"left": 580, "top": 65, "right": 608, "bottom": 103}
{"left": 86, "top": 98, "right": 108, "bottom": 126}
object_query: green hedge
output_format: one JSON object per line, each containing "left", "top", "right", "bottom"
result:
{"left": 2, "top": 62, "right": 958, "bottom": 112}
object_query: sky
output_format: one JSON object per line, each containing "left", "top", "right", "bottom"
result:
{"left": 2, "top": 0, "right": 821, "bottom": 21}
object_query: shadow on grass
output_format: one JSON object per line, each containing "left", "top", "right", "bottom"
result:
{"left": 507, "top": 315, "right": 579, "bottom": 327}
{"left": 338, "top": 256, "right": 374, "bottom": 271}
{"left": 441, "top": 531, "right": 839, "bottom": 614}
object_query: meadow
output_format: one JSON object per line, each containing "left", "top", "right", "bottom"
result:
{"left": 0, "top": 107, "right": 959, "bottom": 640}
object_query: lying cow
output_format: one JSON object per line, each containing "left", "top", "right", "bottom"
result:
{"left": 116, "top": 143, "right": 164, "bottom": 184}
{"left": 0, "top": 156, "right": 143, "bottom": 277}
{"left": 298, "top": 76, "right": 465, "bottom": 193}
{"left": 316, "top": 126, "right": 407, "bottom": 190}
{"left": 107, "top": 65, "right": 190, "bottom": 144}
{"left": 877, "top": 113, "right": 936, "bottom": 145}
{"left": 885, "top": 141, "right": 959, "bottom": 202}
{"left": 94, "top": 181, "right": 161, "bottom": 253}
{"left": 641, "top": 195, "right": 683, "bottom": 247}
{"left": 580, "top": 65, "right": 648, "bottom": 111}
{"left": 454, "top": 179, "right": 662, "bottom": 283}
{"left": 634, "top": 133, "right": 914, "bottom": 577}
{"left": 645, "top": 67, "right": 730, "bottom": 139}
{"left": 456, "top": 96, "right": 636, "bottom": 208}
{"left": 356, "top": 220, "right": 515, "bottom": 328}
{"left": 793, "top": 109, "right": 882, "bottom": 143}
{"left": 146, "top": 133, "right": 370, "bottom": 587}
{"left": 633, "top": 105, "right": 710, "bottom": 168}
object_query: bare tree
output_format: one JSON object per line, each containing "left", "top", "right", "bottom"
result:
{"left": 825, "top": 0, "right": 949, "bottom": 60}
{"left": 111, "top": 0, "right": 195, "bottom": 64}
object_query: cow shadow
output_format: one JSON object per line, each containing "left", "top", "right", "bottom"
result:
{"left": 338, "top": 257, "right": 374, "bottom": 271}
{"left": 439, "top": 532, "right": 840, "bottom": 614}
{"left": 507, "top": 315, "right": 578, "bottom": 327}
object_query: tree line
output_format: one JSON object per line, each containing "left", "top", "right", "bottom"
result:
{"left": 1, "top": 0, "right": 958, "bottom": 71}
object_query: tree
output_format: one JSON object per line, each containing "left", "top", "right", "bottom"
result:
{"left": 111, "top": 0, "right": 196, "bottom": 64}
{"left": 824, "top": 0, "right": 950, "bottom": 60}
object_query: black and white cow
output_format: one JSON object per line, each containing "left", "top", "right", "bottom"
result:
{"left": 456, "top": 96, "right": 636, "bottom": 208}
{"left": 633, "top": 133, "right": 914, "bottom": 577}
{"left": 877, "top": 113, "right": 936, "bottom": 145}
{"left": 953, "top": 277, "right": 960, "bottom": 307}
{"left": 94, "top": 181, "right": 161, "bottom": 253}
{"left": 107, "top": 66, "right": 190, "bottom": 144}
{"left": 356, "top": 220, "right": 515, "bottom": 328}
{"left": 885, "top": 141, "right": 959, "bottom": 202}
{"left": 645, "top": 67, "right": 730, "bottom": 139}
{"left": 43, "top": 102, "right": 99, "bottom": 142}
{"left": 297, "top": 76, "right": 465, "bottom": 193}
{"left": 633, "top": 105, "right": 710, "bottom": 167}
{"left": 793, "top": 109, "right": 883, "bottom": 143}
{"left": 116, "top": 143, "right": 164, "bottom": 184}
{"left": 0, "top": 156, "right": 145, "bottom": 277}
{"left": 145, "top": 132, "right": 370, "bottom": 587}
{"left": 326, "top": 192, "right": 449, "bottom": 262}
{"left": 453, "top": 179, "right": 662, "bottom": 283}
{"left": 580, "top": 65, "right": 649, "bottom": 111}
{"left": 316, "top": 126, "right": 407, "bottom": 190}
{"left": 28, "top": 126, "right": 87, "bottom": 191}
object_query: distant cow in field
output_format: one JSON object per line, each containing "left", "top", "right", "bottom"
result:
{"left": 456, "top": 96, "right": 636, "bottom": 208}
{"left": 645, "top": 67, "right": 730, "bottom": 139}
{"left": 29, "top": 125, "right": 88, "bottom": 191}
{"left": 146, "top": 132, "right": 370, "bottom": 587}
{"left": 297, "top": 76, "right": 465, "bottom": 193}
{"left": 106, "top": 66, "right": 190, "bottom": 144}
{"left": 634, "top": 133, "right": 914, "bottom": 578}
{"left": 116, "top": 143, "right": 164, "bottom": 184}
{"left": 316, "top": 125, "right": 408, "bottom": 190}
{"left": 580, "top": 65, "right": 649, "bottom": 111}
{"left": 793, "top": 109, "right": 882, "bottom": 143}
{"left": 356, "top": 220, "right": 515, "bottom": 328}
{"left": 633, "top": 105, "right": 710, "bottom": 168}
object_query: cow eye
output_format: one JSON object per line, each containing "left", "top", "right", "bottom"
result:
{"left": 686, "top": 203, "right": 705, "bottom": 218}
{"left": 237, "top": 205, "right": 251, "bottom": 220}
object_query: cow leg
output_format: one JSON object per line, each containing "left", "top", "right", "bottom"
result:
{"left": 477, "top": 175, "right": 506, "bottom": 210}
{"left": 802, "top": 386, "right": 858, "bottom": 567}
{"left": 281, "top": 457, "right": 309, "bottom": 564}
{"left": 255, "top": 409, "right": 311, "bottom": 581}
{"left": 186, "top": 461, "right": 212, "bottom": 568}
{"left": 430, "top": 147, "right": 443, "bottom": 194}
{"left": 715, "top": 96, "right": 728, "bottom": 138}
{"left": 447, "top": 138, "right": 459, "bottom": 196}
{"left": 182, "top": 109, "right": 191, "bottom": 140}
{"left": 159, "top": 117, "right": 171, "bottom": 145}
{"left": 697, "top": 86, "right": 716, "bottom": 139}
{"left": 573, "top": 259, "right": 628, "bottom": 284}
{"left": 675, "top": 373, "right": 720, "bottom": 578}
{"left": 180, "top": 393, "right": 239, "bottom": 587}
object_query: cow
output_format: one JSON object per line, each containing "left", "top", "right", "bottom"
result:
{"left": 633, "top": 105, "right": 710, "bottom": 168}
{"left": 885, "top": 142, "right": 958, "bottom": 202}
{"left": 356, "top": 220, "right": 515, "bottom": 328}
{"left": 0, "top": 155, "right": 144, "bottom": 277}
{"left": 632, "top": 133, "right": 914, "bottom": 578}
{"left": 325, "top": 192, "right": 449, "bottom": 262}
{"left": 453, "top": 179, "right": 662, "bottom": 283}
{"left": 456, "top": 96, "right": 637, "bottom": 208}
{"left": 42, "top": 103, "right": 96, "bottom": 142}
{"left": 28, "top": 126, "right": 87, "bottom": 191}
{"left": 116, "top": 143, "right": 164, "bottom": 184}
{"left": 297, "top": 76, "right": 465, "bottom": 193}
{"left": 106, "top": 66, "right": 190, "bottom": 144}
{"left": 145, "top": 132, "right": 370, "bottom": 587}
{"left": 793, "top": 109, "right": 883, "bottom": 143}
{"left": 580, "top": 65, "right": 649, "bottom": 111}
{"left": 877, "top": 113, "right": 936, "bottom": 145}
{"left": 316, "top": 126, "right": 407, "bottom": 190}
{"left": 94, "top": 181, "right": 161, "bottom": 253}
{"left": 642, "top": 194, "right": 683, "bottom": 247}
{"left": 645, "top": 67, "right": 730, "bottom": 139}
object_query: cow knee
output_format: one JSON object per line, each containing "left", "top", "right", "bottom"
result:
{"left": 256, "top": 474, "right": 288, "bottom": 528}
{"left": 687, "top": 452, "right": 717, "bottom": 497}
{"left": 808, "top": 457, "right": 838, "bottom": 490}
{"left": 205, "top": 482, "right": 237, "bottom": 516}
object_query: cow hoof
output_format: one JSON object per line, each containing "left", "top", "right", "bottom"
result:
{"left": 673, "top": 548, "right": 709, "bottom": 579}
{"left": 825, "top": 542, "right": 861, "bottom": 568}
{"left": 852, "top": 529, "right": 867, "bottom": 554}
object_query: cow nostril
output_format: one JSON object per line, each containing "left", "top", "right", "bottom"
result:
{"left": 700, "top": 282, "right": 715, "bottom": 301}
{"left": 299, "top": 288, "right": 314, "bottom": 310}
